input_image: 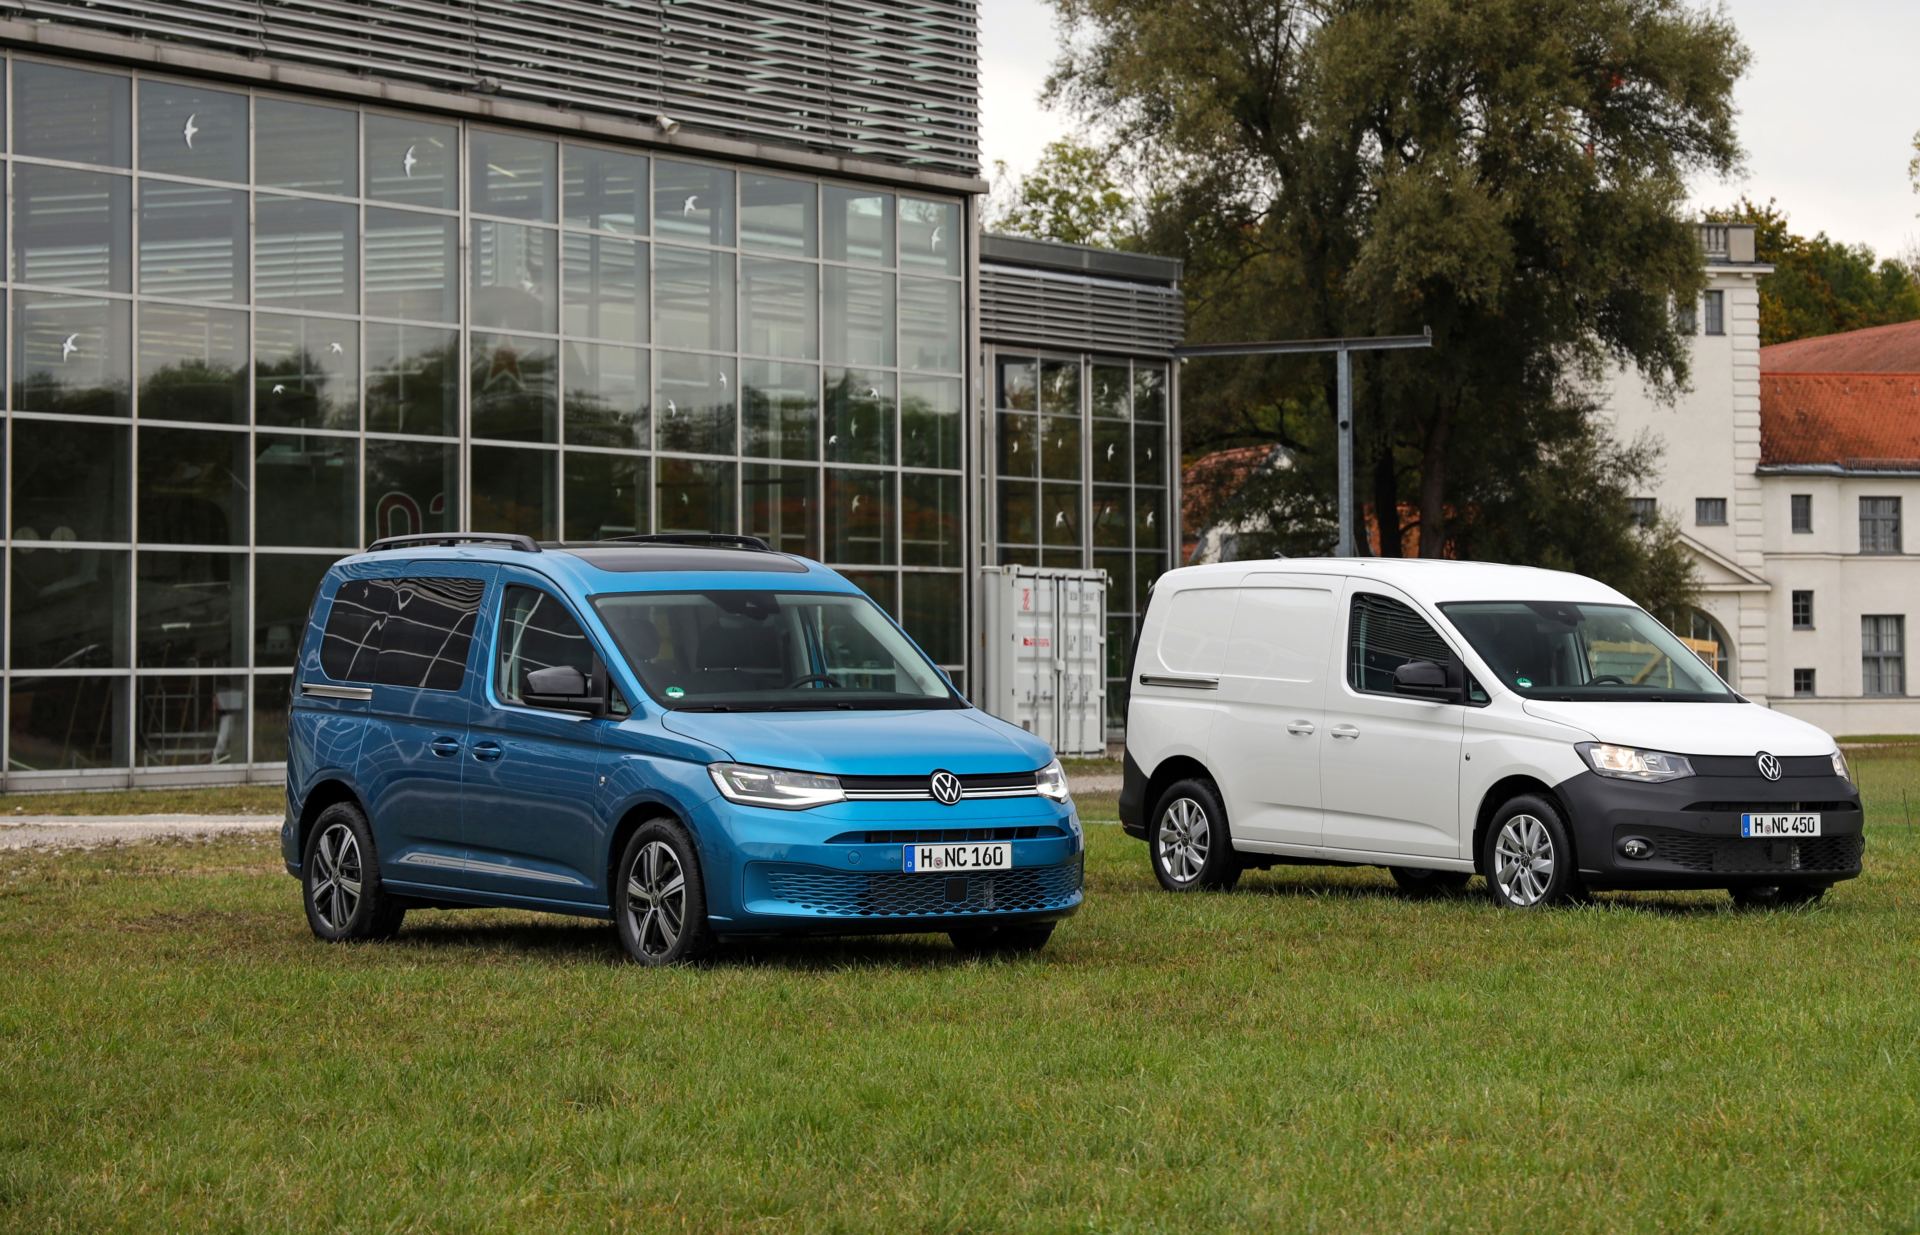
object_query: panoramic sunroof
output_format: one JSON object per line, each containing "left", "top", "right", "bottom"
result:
{"left": 556, "top": 546, "right": 810, "bottom": 574}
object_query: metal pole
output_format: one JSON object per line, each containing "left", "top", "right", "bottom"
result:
{"left": 1336, "top": 347, "right": 1354, "bottom": 556}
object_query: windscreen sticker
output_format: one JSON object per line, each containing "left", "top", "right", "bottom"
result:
{"left": 665, "top": 685, "right": 685, "bottom": 699}
{"left": 1516, "top": 677, "right": 1532, "bottom": 688}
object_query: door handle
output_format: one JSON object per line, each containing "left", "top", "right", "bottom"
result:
{"left": 1286, "top": 721, "right": 1316, "bottom": 736}
{"left": 1330, "top": 724, "right": 1361, "bottom": 740}
{"left": 429, "top": 736, "right": 461, "bottom": 758}
{"left": 471, "top": 741, "right": 504, "bottom": 763}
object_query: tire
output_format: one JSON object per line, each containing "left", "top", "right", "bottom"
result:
{"left": 1729, "top": 882, "right": 1829, "bottom": 909}
{"left": 1149, "top": 777, "right": 1241, "bottom": 892}
{"left": 613, "top": 818, "right": 713, "bottom": 966}
{"left": 1481, "top": 794, "right": 1580, "bottom": 910}
{"left": 302, "top": 800, "right": 406, "bottom": 942}
{"left": 950, "top": 921, "right": 1055, "bottom": 956}
{"left": 1389, "top": 866, "right": 1471, "bottom": 897}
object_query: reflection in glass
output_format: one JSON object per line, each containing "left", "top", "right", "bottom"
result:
{"left": 1091, "top": 363, "right": 1131, "bottom": 418}
{"left": 366, "top": 323, "right": 458, "bottom": 436}
{"left": 1135, "top": 553, "right": 1158, "bottom": 612}
{"left": 1134, "top": 489, "right": 1164, "bottom": 548}
{"left": 997, "top": 411, "right": 1037, "bottom": 478}
{"left": 366, "top": 438, "right": 457, "bottom": 539}
{"left": 839, "top": 570, "right": 896, "bottom": 617}
{"left": 9, "top": 676, "right": 131, "bottom": 770}
{"left": 655, "top": 351, "right": 736, "bottom": 455}
{"left": 902, "top": 473, "right": 961, "bottom": 567}
{"left": 1134, "top": 365, "right": 1167, "bottom": 421}
{"left": 824, "top": 267, "right": 895, "bottom": 367}
{"left": 1135, "top": 424, "right": 1163, "bottom": 487}
{"left": 470, "top": 220, "right": 557, "bottom": 332}
{"left": 137, "top": 304, "right": 248, "bottom": 424}
{"left": 1097, "top": 557, "right": 1132, "bottom": 618}
{"left": 996, "top": 356, "right": 1037, "bottom": 410}
{"left": 742, "top": 359, "right": 818, "bottom": 460}
{"left": 12, "top": 419, "right": 130, "bottom": 542}
{"left": 741, "top": 174, "right": 817, "bottom": 256}
{"left": 563, "top": 452, "right": 650, "bottom": 540}
{"left": 137, "top": 674, "right": 247, "bottom": 767}
{"left": 256, "top": 433, "right": 359, "bottom": 548}
{"left": 563, "top": 341, "right": 648, "bottom": 448}
{"left": 470, "top": 130, "right": 557, "bottom": 221}
{"left": 744, "top": 463, "right": 818, "bottom": 557}
{"left": 903, "top": 573, "right": 963, "bottom": 665}
{"left": 824, "top": 186, "right": 893, "bottom": 266}
{"left": 901, "top": 376, "right": 962, "bottom": 471}
{"left": 15, "top": 61, "right": 131, "bottom": 167}
{"left": 900, "top": 198, "right": 961, "bottom": 276}
{"left": 257, "top": 98, "right": 358, "bottom": 195}
{"left": 825, "top": 369, "right": 894, "bottom": 466}
{"left": 565, "top": 144, "right": 647, "bottom": 234}
{"left": 998, "top": 480, "right": 1038, "bottom": 544}
{"left": 657, "top": 458, "right": 736, "bottom": 534}
{"left": 654, "top": 246, "right": 736, "bottom": 352}
{"left": 654, "top": 161, "right": 734, "bottom": 245}
{"left": 139, "top": 426, "right": 249, "bottom": 546}
{"left": 563, "top": 232, "right": 647, "bottom": 342}
{"left": 470, "top": 446, "right": 557, "bottom": 539}
{"left": 138, "top": 80, "right": 247, "bottom": 181}
{"left": 1041, "top": 414, "right": 1082, "bottom": 481}
{"left": 256, "top": 554, "right": 334, "bottom": 664}
{"left": 998, "top": 545, "right": 1038, "bottom": 567}
{"left": 137, "top": 552, "right": 245, "bottom": 666}
{"left": 1092, "top": 486, "right": 1130, "bottom": 549}
{"left": 1042, "top": 482, "right": 1082, "bottom": 549}
{"left": 1040, "top": 358, "right": 1080, "bottom": 415}
{"left": 256, "top": 314, "right": 358, "bottom": 430}
{"left": 10, "top": 549, "right": 129, "bottom": 668}
{"left": 741, "top": 257, "right": 818, "bottom": 360}
{"left": 254, "top": 675, "right": 293, "bottom": 764}
{"left": 364, "top": 209, "right": 458, "bottom": 322}
{"left": 470, "top": 332, "right": 558, "bottom": 442}
{"left": 365, "top": 114, "right": 458, "bottom": 209}
{"left": 12, "top": 292, "right": 132, "bottom": 417}
{"left": 1092, "top": 420, "right": 1130, "bottom": 484}
{"left": 256, "top": 194, "right": 358, "bottom": 314}
{"left": 900, "top": 277, "right": 961, "bottom": 373}
{"left": 139, "top": 181, "right": 248, "bottom": 302}
{"left": 13, "top": 164, "right": 131, "bottom": 291}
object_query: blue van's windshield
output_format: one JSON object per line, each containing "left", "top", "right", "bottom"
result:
{"left": 593, "top": 590, "right": 962, "bottom": 711}
{"left": 1440, "top": 601, "right": 1738, "bottom": 703}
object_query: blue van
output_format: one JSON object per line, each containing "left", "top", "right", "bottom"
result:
{"left": 283, "top": 533, "right": 1082, "bottom": 964}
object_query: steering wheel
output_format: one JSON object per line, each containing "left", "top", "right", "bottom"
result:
{"left": 1588, "top": 675, "right": 1627, "bottom": 686}
{"left": 784, "top": 673, "right": 842, "bottom": 690}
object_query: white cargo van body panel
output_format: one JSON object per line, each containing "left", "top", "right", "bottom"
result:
{"left": 1209, "top": 574, "right": 1336, "bottom": 850}
{"left": 1126, "top": 577, "right": 1240, "bottom": 784}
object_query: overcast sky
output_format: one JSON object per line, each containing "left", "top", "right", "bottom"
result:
{"left": 980, "top": 0, "right": 1920, "bottom": 259}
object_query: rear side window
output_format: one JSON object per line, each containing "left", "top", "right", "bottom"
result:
{"left": 319, "top": 576, "right": 483, "bottom": 691}
{"left": 1347, "top": 592, "right": 1453, "bottom": 695}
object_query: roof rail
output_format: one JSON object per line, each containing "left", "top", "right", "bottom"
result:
{"left": 365, "top": 532, "right": 542, "bottom": 554}
{"left": 597, "top": 533, "right": 773, "bottom": 551}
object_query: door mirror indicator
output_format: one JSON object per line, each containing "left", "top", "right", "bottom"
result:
{"left": 521, "top": 664, "right": 604, "bottom": 715}
{"left": 1392, "top": 659, "right": 1462, "bottom": 702}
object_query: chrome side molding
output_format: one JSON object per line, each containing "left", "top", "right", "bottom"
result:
{"left": 300, "top": 682, "right": 372, "bottom": 701}
{"left": 1137, "top": 674, "right": 1219, "bottom": 691}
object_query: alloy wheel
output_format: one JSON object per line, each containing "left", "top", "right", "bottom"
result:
{"left": 1157, "top": 797, "right": 1211, "bottom": 884}
{"left": 310, "top": 822, "right": 363, "bottom": 931}
{"left": 626, "top": 840, "right": 687, "bottom": 959}
{"left": 1493, "top": 813, "right": 1555, "bottom": 907}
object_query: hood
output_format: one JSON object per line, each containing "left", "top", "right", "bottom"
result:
{"left": 659, "top": 706, "right": 1054, "bottom": 776}
{"left": 1519, "top": 700, "right": 1838, "bottom": 757}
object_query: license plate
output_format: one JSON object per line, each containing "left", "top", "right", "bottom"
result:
{"left": 1741, "top": 812, "right": 1822, "bottom": 838}
{"left": 902, "top": 842, "right": 1012, "bottom": 873}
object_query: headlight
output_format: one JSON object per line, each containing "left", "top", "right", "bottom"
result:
{"left": 1035, "top": 758, "right": 1071, "bottom": 803}
{"left": 1832, "top": 749, "right": 1851, "bottom": 783}
{"left": 1577, "top": 742, "right": 1695, "bottom": 783}
{"left": 708, "top": 763, "right": 845, "bottom": 810}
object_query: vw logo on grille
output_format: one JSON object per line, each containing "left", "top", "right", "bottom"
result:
{"left": 930, "top": 770, "right": 963, "bottom": 806}
{"left": 1756, "top": 751, "right": 1783, "bottom": 781}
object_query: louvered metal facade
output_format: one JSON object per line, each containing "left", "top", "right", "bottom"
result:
{"left": 979, "top": 235, "right": 1184, "bottom": 358}
{"left": 4, "top": 0, "right": 980, "bottom": 177}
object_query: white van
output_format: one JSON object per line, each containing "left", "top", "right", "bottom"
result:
{"left": 1121, "top": 559, "right": 1863, "bottom": 908}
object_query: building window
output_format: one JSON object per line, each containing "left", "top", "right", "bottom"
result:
{"left": 1863, "top": 616, "right": 1906, "bottom": 696}
{"left": 1679, "top": 607, "right": 1733, "bottom": 682}
{"left": 1792, "top": 668, "right": 1816, "bottom": 697}
{"left": 1702, "top": 290, "right": 1725, "bottom": 336}
{"left": 1695, "top": 497, "right": 1728, "bottom": 526}
{"left": 1791, "top": 590, "right": 1813, "bottom": 630}
{"left": 1790, "top": 493, "right": 1812, "bottom": 534}
{"left": 1860, "top": 496, "right": 1902, "bottom": 554}
{"left": 1628, "top": 497, "right": 1657, "bottom": 527}
{"left": 1673, "top": 297, "right": 1696, "bottom": 335}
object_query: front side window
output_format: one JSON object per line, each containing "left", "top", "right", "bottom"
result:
{"left": 1863, "top": 616, "right": 1905, "bottom": 696}
{"left": 594, "top": 590, "right": 957, "bottom": 711}
{"left": 1347, "top": 593, "right": 1455, "bottom": 695}
{"left": 496, "top": 585, "right": 624, "bottom": 715}
{"left": 1860, "top": 497, "right": 1902, "bottom": 554}
{"left": 1442, "top": 601, "right": 1737, "bottom": 702}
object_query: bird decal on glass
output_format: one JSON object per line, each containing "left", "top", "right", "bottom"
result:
{"left": 328, "top": 342, "right": 345, "bottom": 355}
{"left": 272, "top": 384, "right": 287, "bottom": 395}
{"left": 683, "top": 194, "right": 700, "bottom": 216}
{"left": 61, "top": 334, "right": 80, "bottom": 362}
{"left": 1105, "top": 443, "right": 1117, "bottom": 462}
{"left": 666, "top": 398, "right": 678, "bottom": 417}
{"left": 182, "top": 113, "right": 200, "bottom": 148}
{"left": 402, "top": 145, "right": 419, "bottom": 178}
{"left": 930, "top": 225, "right": 945, "bottom": 252}
{"left": 718, "top": 371, "right": 728, "bottom": 388}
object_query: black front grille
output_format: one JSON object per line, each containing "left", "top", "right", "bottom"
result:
{"left": 839, "top": 770, "right": 1039, "bottom": 793}
{"left": 1635, "top": 828, "right": 1863, "bottom": 875}
{"left": 1689, "top": 754, "right": 1837, "bottom": 779}
{"left": 829, "top": 825, "right": 1067, "bottom": 845}
{"left": 764, "top": 857, "right": 1083, "bottom": 918}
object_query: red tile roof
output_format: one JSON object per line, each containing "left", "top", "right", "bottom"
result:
{"left": 1761, "top": 320, "right": 1920, "bottom": 373}
{"left": 1760, "top": 372, "right": 1920, "bottom": 471}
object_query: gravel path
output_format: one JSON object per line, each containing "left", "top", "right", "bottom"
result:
{"left": 0, "top": 815, "right": 279, "bottom": 852}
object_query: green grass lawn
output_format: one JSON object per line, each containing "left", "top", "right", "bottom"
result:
{"left": 0, "top": 784, "right": 283, "bottom": 818}
{"left": 3, "top": 753, "right": 1919, "bottom": 1232}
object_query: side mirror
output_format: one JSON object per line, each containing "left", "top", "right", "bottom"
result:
{"left": 522, "top": 664, "right": 603, "bottom": 715}
{"left": 1392, "top": 659, "right": 1461, "bottom": 702}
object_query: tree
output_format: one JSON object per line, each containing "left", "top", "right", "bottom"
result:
{"left": 1047, "top": 0, "right": 1739, "bottom": 612}
{"left": 1708, "top": 197, "right": 1920, "bottom": 345}
{"left": 987, "top": 138, "right": 1139, "bottom": 248}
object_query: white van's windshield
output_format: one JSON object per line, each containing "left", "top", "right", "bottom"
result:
{"left": 593, "top": 590, "right": 962, "bottom": 711}
{"left": 1440, "top": 601, "right": 1738, "bottom": 703}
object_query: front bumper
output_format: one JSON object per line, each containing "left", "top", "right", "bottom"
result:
{"left": 1555, "top": 768, "right": 1864, "bottom": 889}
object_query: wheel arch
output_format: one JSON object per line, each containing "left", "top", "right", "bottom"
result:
{"left": 1472, "top": 775, "right": 1570, "bottom": 876}
{"left": 1143, "top": 754, "right": 1216, "bottom": 825}
{"left": 604, "top": 796, "right": 698, "bottom": 906}
{"left": 295, "top": 777, "right": 364, "bottom": 864}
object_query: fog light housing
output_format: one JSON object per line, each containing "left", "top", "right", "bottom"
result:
{"left": 1619, "top": 837, "right": 1653, "bottom": 861}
